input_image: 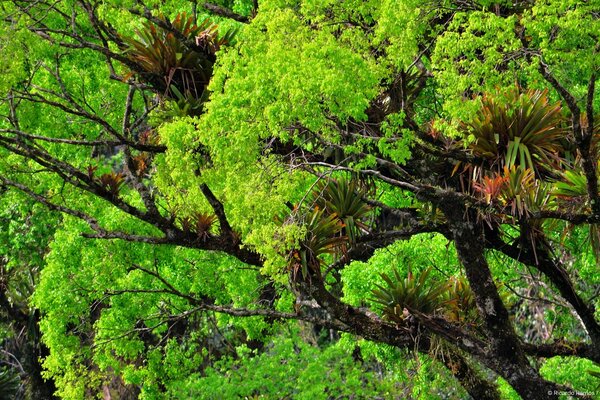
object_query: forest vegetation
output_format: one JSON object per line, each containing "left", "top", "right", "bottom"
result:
{"left": 0, "top": 0, "right": 599, "bottom": 399}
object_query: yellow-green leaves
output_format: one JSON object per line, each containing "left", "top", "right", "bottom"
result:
{"left": 524, "top": 0, "right": 600, "bottom": 94}
{"left": 376, "top": 0, "right": 426, "bottom": 70}
{"left": 432, "top": 11, "right": 522, "bottom": 119}
{"left": 159, "top": 1, "right": 394, "bottom": 270}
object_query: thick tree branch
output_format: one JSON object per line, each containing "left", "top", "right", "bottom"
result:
{"left": 523, "top": 341, "right": 596, "bottom": 360}
{"left": 442, "top": 348, "right": 502, "bottom": 400}
{"left": 443, "top": 203, "right": 568, "bottom": 400}
{"left": 200, "top": 183, "right": 235, "bottom": 236}
{"left": 485, "top": 226, "right": 600, "bottom": 361}
{"left": 532, "top": 210, "right": 600, "bottom": 224}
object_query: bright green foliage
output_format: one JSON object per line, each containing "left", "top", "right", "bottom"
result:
{"left": 335, "top": 334, "right": 473, "bottom": 399}
{"left": 174, "top": 334, "right": 400, "bottom": 400}
{"left": 32, "top": 215, "right": 266, "bottom": 398}
{"left": 1, "top": 0, "right": 600, "bottom": 398}
{"left": 342, "top": 234, "right": 461, "bottom": 304}
{"left": 0, "top": 191, "right": 57, "bottom": 274}
{"left": 541, "top": 357, "right": 600, "bottom": 398}
{"left": 177, "top": 332, "right": 473, "bottom": 400}
{"left": 432, "top": 10, "right": 522, "bottom": 119}
{"left": 522, "top": 0, "right": 600, "bottom": 99}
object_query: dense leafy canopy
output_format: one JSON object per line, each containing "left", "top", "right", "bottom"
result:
{"left": 0, "top": 0, "right": 599, "bottom": 399}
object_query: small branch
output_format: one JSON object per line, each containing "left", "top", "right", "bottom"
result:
{"left": 408, "top": 308, "right": 487, "bottom": 357}
{"left": 363, "top": 198, "right": 420, "bottom": 222}
{"left": 1, "top": 128, "right": 122, "bottom": 147}
{"left": 122, "top": 85, "right": 135, "bottom": 136}
{"left": 523, "top": 341, "right": 595, "bottom": 359}
{"left": 201, "top": 3, "right": 250, "bottom": 23}
{"left": 532, "top": 210, "right": 600, "bottom": 224}
{"left": 323, "top": 223, "right": 450, "bottom": 277}
{"left": 503, "top": 281, "right": 570, "bottom": 309}
{"left": 129, "top": 264, "right": 201, "bottom": 305}
{"left": 538, "top": 60, "right": 580, "bottom": 124}
{"left": 1, "top": 176, "right": 175, "bottom": 247}
{"left": 0, "top": 176, "right": 100, "bottom": 231}
{"left": 356, "top": 225, "right": 449, "bottom": 244}
{"left": 81, "top": 231, "right": 169, "bottom": 244}
{"left": 586, "top": 73, "right": 596, "bottom": 138}
{"left": 103, "top": 287, "right": 350, "bottom": 331}
{"left": 200, "top": 183, "right": 234, "bottom": 236}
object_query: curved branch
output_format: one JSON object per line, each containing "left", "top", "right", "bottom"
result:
{"left": 523, "top": 341, "right": 596, "bottom": 360}
{"left": 485, "top": 226, "right": 600, "bottom": 360}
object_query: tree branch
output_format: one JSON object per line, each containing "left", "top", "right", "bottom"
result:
{"left": 201, "top": 3, "right": 250, "bottom": 23}
{"left": 200, "top": 183, "right": 234, "bottom": 236}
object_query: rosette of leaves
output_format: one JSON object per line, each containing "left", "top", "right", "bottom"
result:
{"left": 310, "top": 178, "right": 371, "bottom": 243}
{"left": 178, "top": 212, "right": 217, "bottom": 241}
{"left": 165, "top": 85, "right": 205, "bottom": 118}
{"left": 444, "top": 276, "right": 480, "bottom": 325}
{"left": 465, "top": 86, "right": 565, "bottom": 177}
{"left": 371, "top": 267, "right": 449, "bottom": 324}
{"left": 132, "top": 152, "right": 151, "bottom": 177}
{"left": 553, "top": 169, "right": 589, "bottom": 201}
{"left": 0, "top": 367, "right": 20, "bottom": 398}
{"left": 498, "top": 166, "right": 536, "bottom": 217}
{"left": 472, "top": 173, "right": 508, "bottom": 205}
{"left": 121, "top": 13, "right": 236, "bottom": 99}
{"left": 97, "top": 172, "right": 125, "bottom": 198}
{"left": 474, "top": 165, "right": 553, "bottom": 218}
{"left": 290, "top": 207, "right": 347, "bottom": 279}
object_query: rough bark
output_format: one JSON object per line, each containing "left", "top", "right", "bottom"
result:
{"left": 442, "top": 203, "right": 569, "bottom": 400}
{"left": 442, "top": 349, "right": 501, "bottom": 400}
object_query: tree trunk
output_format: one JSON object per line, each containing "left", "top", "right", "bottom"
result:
{"left": 442, "top": 204, "right": 572, "bottom": 399}
{"left": 442, "top": 348, "right": 501, "bottom": 400}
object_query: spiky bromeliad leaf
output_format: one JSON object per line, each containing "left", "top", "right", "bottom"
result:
{"left": 121, "top": 13, "right": 236, "bottom": 99}
{"left": 167, "top": 85, "right": 205, "bottom": 117}
{"left": 177, "top": 212, "right": 217, "bottom": 240}
{"left": 553, "top": 169, "right": 588, "bottom": 199}
{"left": 500, "top": 166, "right": 536, "bottom": 217}
{"left": 552, "top": 167, "right": 600, "bottom": 262}
{"left": 0, "top": 367, "right": 20, "bottom": 398}
{"left": 472, "top": 173, "right": 508, "bottom": 204}
{"left": 311, "top": 178, "right": 371, "bottom": 243}
{"left": 465, "top": 86, "right": 565, "bottom": 176}
{"left": 193, "top": 212, "right": 217, "bottom": 240}
{"left": 371, "top": 267, "right": 449, "bottom": 324}
{"left": 98, "top": 172, "right": 125, "bottom": 197}
{"left": 473, "top": 165, "right": 547, "bottom": 218}
{"left": 444, "top": 275, "right": 480, "bottom": 324}
{"left": 291, "top": 207, "right": 347, "bottom": 279}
